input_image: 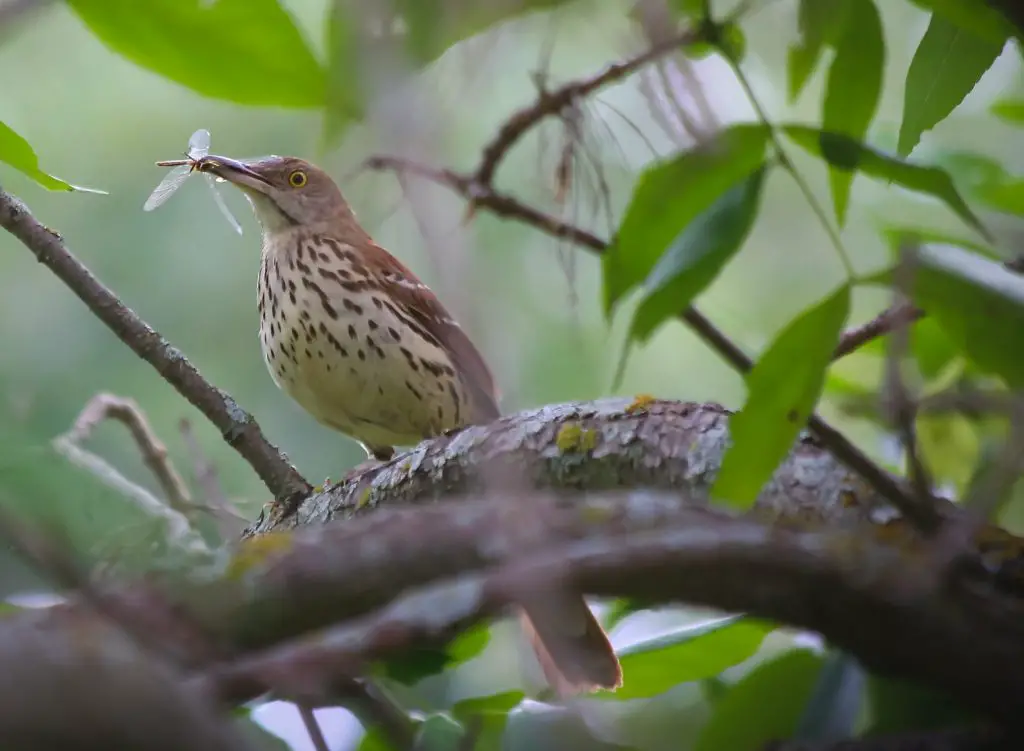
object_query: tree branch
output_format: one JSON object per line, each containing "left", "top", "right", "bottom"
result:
{"left": 0, "top": 189, "right": 310, "bottom": 505}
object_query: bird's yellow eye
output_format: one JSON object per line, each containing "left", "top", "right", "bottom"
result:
{"left": 288, "top": 170, "right": 307, "bottom": 188}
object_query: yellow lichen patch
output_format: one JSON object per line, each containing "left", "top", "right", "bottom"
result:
{"left": 225, "top": 532, "right": 293, "bottom": 580}
{"left": 626, "top": 394, "right": 657, "bottom": 414}
{"left": 579, "top": 502, "right": 614, "bottom": 524}
{"left": 356, "top": 487, "right": 374, "bottom": 509}
{"left": 556, "top": 423, "right": 598, "bottom": 453}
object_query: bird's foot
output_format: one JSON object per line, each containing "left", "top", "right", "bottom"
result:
{"left": 341, "top": 458, "right": 384, "bottom": 483}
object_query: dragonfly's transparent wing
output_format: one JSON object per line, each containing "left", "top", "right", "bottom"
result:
{"left": 187, "top": 129, "right": 211, "bottom": 159}
{"left": 205, "top": 175, "right": 243, "bottom": 235}
{"left": 143, "top": 164, "right": 192, "bottom": 211}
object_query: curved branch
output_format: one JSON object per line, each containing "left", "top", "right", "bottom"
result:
{"left": 206, "top": 491, "right": 1024, "bottom": 724}
{"left": 248, "top": 398, "right": 912, "bottom": 532}
{"left": 0, "top": 189, "right": 310, "bottom": 504}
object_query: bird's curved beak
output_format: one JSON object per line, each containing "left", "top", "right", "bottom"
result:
{"left": 200, "top": 156, "right": 272, "bottom": 195}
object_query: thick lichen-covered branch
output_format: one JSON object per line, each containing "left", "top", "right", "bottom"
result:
{"left": 251, "top": 397, "right": 920, "bottom": 534}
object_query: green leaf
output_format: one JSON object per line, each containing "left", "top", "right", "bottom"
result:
{"left": 695, "top": 649, "right": 824, "bottom": 751}
{"left": 784, "top": 125, "right": 990, "bottom": 239}
{"left": 377, "top": 623, "right": 491, "bottom": 685}
{"left": 906, "top": 0, "right": 1017, "bottom": 44}
{"left": 992, "top": 97, "right": 1024, "bottom": 125}
{"left": 603, "top": 124, "right": 770, "bottom": 314}
{"left": 787, "top": 0, "right": 853, "bottom": 101}
{"left": 712, "top": 284, "right": 851, "bottom": 507}
{"left": 66, "top": 0, "right": 324, "bottom": 108}
{"left": 0, "top": 122, "right": 105, "bottom": 193}
{"left": 391, "top": 0, "right": 572, "bottom": 64}
{"left": 322, "top": 2, "right": 365, "bottom": 147}
{"left": 794, "top": 652, "right": 865, "bottom": 741}
{"left": 452, "top": 691, "right": 524, "bottom": 720}
{"left": 905, "top": 242, "right": 1024, "bottom": 388}
{"left": 627, "top": 165, "right": 768, "bottom": 342}
{"left": 898, "top": 14, "right": 1006, "bottom": 157}
{"left": 594, "top": 617, "right": 774, "bottom": 701}
{"left": 975, "top": 176, "right": 1024, "bottom": 216}
{"left": 358, "top": 728, "right": 395, "bottom": 751}
{"left": 822, "top": 0, "right": 885, "bottom": 225}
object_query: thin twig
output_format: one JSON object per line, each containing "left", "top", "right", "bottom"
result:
{"left": 0, "top": 190, "right": 310, "bottom": 506}
{"left": 881, "top": 248, "right": 934, "bottom": 506}
{"left": 474, "top": 27, "right": 702, "bottom": 187}
{"left": 831, "top": 303, "right": 925, "bottom": 361}
{"left": 297, "top": 705, "right": 330, "bottom": 751}
{"left": 179, "top": 418, "right": 248, "bottom": 541}
{"left": 61, "top": 393, "right": 193, "bottom": 516}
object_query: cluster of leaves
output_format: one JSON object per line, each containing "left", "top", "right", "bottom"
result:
{"left": 607, "top": 0, "right": 1023, "bottom": 508}
{"left": 1, "top": 0, "right": 1022, "bottom": 749}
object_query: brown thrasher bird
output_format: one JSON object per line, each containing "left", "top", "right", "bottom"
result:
{"left": 201, "top": 154, "right": 622, "bottom": 696}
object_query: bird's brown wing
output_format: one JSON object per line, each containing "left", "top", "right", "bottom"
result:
{"left": 366, "top": 244, "right": 501, "bottom": 423}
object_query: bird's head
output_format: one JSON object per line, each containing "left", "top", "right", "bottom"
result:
{"left": 201, "top": 155, "right": 358, "bottom": 236}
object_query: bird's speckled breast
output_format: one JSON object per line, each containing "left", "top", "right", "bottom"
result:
{"left": 256, "top": 230, "right": 471, "bottom": 450}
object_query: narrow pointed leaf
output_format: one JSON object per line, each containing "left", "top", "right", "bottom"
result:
{"left": 0, "top": 122, "right": 105, "bottom": 193}
{"left": 822, "top": 0, "right": 885, "bottom": 225}
{"left": 898, "top": 14, "right": 1006, "bottom": 157}
{"left": 906, "top": 243, "right": 1024, "bottom": 388}
{"left": 787, "top": 0, "right": 853, "bottom": 101}
{"left": 712, "top": 284, "right": 851, "bottom": 508}
{"left": 603, "top": 125, "right": 770, "bottom": 314}
{"left": 594, "top": 618, "right": 774, "bottom": 701}
{"left": 66, "top": 0, "right": 324, "bottom": 108}
{"left": 627, "top": 165, "right": 767, "bottom": 342}
{"left": 695, "top": 650, "right": 825, "bottom": 751}
{"left": 784, "top": 125, "right": 989, "bottom": 239}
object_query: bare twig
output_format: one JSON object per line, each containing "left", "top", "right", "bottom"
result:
{"left": 52, "top": 429, "right": 208, "bottom": 558}
{"left": 831, "top": 303, "right": 925, "bottom": 361}
{"left": 474, "top": 27, "right": 702, "bottom": 187}
{"left": 179, "top": 418, "right": 248, "bottom": 540}
{"left": 0, "top": 190, "right": 310, "bottom": 505}
{"left": 297, "top": 705, "right": 330, "bottom": 751}
{"left": 61, "top": 393, "right": 193, "bottom": 516}
{"left": 881, "top": 250, "right": 934, "bottom": 506}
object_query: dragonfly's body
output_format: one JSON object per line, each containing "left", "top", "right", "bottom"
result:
{"left": 144, "top": 129, "right": 242, "bottom": 234}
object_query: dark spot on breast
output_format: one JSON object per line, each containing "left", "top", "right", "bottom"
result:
{"left": 357, "top": 349, "right": 366, "bottom": 361}
{"left": 448, "top": 382, "right": 461, "bottom": 423}
{"left": 400, "top": 347, "right": 419, "bottom": 371}
{"left": 368, "top": 319, "right": 378, "bottom": 330}
{"left": 343, "top": 299, "right": 363, "bottom": 315}
{"left": 377, "top": 385, "right": 384, "bottom": 396}
{"left": 372, "top": 297, "right": 383, "bottom": 310}
{"left": 388, "top": 327, "right": 401, "bottom": 341}
{"left": 288, "top": 291, "right": 297, "bottom": 306}
{"left": 420, "top": 359, "right": 445, "bottom": 377}
{"left": 405, "top": 381, "right": 422, "bottom": 400}
{"left": 305, "top": 348, "right": 312, "bottom": 358}
{"left": 319, "top": 268, "right": 340, "bottom": 283}
{"left": 348, "top": 324, "right": 357, "bottom": 340}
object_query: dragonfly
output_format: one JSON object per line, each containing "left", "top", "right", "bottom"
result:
{"left": 144, "top": 128, "right": 243, "bottom": 235}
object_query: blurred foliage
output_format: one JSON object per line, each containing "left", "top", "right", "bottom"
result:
{"left": 1, "top": 0, "right": 1023, "bottom": 749}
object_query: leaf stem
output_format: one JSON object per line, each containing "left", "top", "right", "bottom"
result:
{"left": 727, "top": 57, "right": 857, "bottom": 280}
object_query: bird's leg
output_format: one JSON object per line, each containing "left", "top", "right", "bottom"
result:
{"left": 340, "top": 444, "right": 396, "bottom": 483}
